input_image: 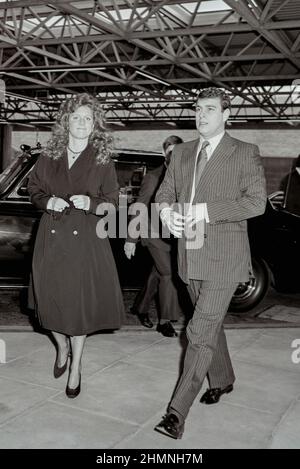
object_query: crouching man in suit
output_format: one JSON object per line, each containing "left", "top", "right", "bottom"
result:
{"left": 124, "top": 136, "right": 183, "bottom": 337}
{"left": 154, "top": 87, "right": 267, "bottom": 439}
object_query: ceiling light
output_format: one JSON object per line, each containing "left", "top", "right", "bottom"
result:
{"left": 134, "top": 71, "right": 171, "bottom": 86}
{"left": 5, "top": 92, "right": 43, "bottom": 104}
{"left": 108, "top": 121, "right": 126, "bottom": 127}
{"left": 29, "top": 67, "right": 106, "bottom": 73}
{"left": 29, "top": 121, "right": 55, "bottom": 124}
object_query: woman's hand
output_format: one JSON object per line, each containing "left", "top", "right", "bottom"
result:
{"left": 70, "top": 195, "right": 91, "bottom": 211}
{"left": 47, "top": 197, "right": 70, "bottom": 212}
{"left": 124, "top": 242, "right": 136, "bottom": 260}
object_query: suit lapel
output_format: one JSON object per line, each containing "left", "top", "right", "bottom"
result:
{"left": 181, "top": 138, "right": 199, "bottom": 203}
{"left": 194, "top": 132, "right": 236, "bottom": 199}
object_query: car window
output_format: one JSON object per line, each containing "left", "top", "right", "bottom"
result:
{"left": 113, "top": 151, "right": 163, "bottom": 204}
{"left": 0, "top": 154, "right": 27, "bottom": 194}
{"left": 0, "top": 145, "right": 40, "bottom": 196}
{"left": 6, "top": 172, "right": 32, "bottom": 200}
{"left": 1, "top": 147, "right": 163, "bottom": 204}
{"left": 17, "top": 177, "right": 30, "bottom": 197}
{"left": 268, "top": 191, "right": 285, "bottom": 210}
{"left": 116, "top": 162, "right": 147, "bottom": 204}
{"left": 282, "top": 169, "right": 300, "bottom": 216}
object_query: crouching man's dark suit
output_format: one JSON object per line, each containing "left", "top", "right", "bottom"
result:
{"left": 155, "top": 132, "right": 267, "bottom": 420}
{"left": 127, "top": 165, "right": 181, "bottom": 322}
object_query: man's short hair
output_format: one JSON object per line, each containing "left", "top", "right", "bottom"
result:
{"left": 196, "top": 87, "right": 231, "bottom": 111}
{"left": 162, "top": 135, "right": 183, "bottom": 154}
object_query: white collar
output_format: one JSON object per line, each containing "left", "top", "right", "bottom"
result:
{"left": 201, "top": 131, "right": 224, "bottom": 147}
{"left": 198, "top": 131, "right": 225, "bottom": 158}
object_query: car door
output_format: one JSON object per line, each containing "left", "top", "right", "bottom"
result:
{"left": 0, "top": 169, "right": 41, "bottom": 287}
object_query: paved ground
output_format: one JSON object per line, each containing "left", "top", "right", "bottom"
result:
{"left": 1, "top": 287, "right": 300, "bottom": 328}
{"left": 0, "top": 327, "right": 300, "bottom": 449}
{"left": 1, "top": 286, "right": 300, "bottom": 449}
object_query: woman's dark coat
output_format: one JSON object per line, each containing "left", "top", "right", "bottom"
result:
{"left": 28, "top": 144, "right": 124, "bottom": 335}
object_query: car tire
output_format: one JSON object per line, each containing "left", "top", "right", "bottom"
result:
{"left": 229, "top": 257, "right": 270, "bottom": 313}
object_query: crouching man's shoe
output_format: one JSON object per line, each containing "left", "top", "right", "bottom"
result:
{"left": 156, "top": 321, "right": 177, "bottom": 337}
{"left": 200, "top": 384, "right": 233, "bottom": 404}
{"left": 154, "top": 413, "right": 184, "bottom": 439}
{"left": 137, "top": 313, "right": 153, "bottom": 328}
{"left": 129, "top": 308, "right": 153, "bottom": 328}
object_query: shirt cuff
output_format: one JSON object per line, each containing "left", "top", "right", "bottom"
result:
{"left": 193, "top": 203, "right": 209, "bottom": 222}
{"left": 204, "top": 203, "right": 209, "bottom": 222}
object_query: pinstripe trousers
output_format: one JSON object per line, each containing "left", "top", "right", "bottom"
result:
{"left": 170, "top": 280, "right": 237, "bottom": 420}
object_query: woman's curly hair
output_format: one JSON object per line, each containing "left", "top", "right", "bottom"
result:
{"left": 43, "top": 93, "right": 113, "bottom": 165}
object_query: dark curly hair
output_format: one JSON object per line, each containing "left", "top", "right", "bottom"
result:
{"left": 43, "top": 93, "right": 113, "bottom": 165}
{"left": 196, "top": 87, "right": 231, "bottom": 111}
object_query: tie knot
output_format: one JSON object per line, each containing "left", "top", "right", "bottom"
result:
{"left": 197, "top": 140, "right": 209, "bottom": 164}
{"left": 201, "top": 141, "right": 209, "bottom": 151}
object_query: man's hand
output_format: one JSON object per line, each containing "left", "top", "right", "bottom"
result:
{"left": 70, "top": 195, "right": 90, "bottom": 210}
{"left": 124, "top": 241, "right": 136, "bottom": 259}
{"left": 160, "top": 208, "right": 185, "bottom": 238}
{"left": 47, "top": 196, "right": 70, "bottom": 212}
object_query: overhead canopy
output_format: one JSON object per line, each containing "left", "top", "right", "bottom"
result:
{"left": 0, "top": 0, "right": 300, "bottom": 127}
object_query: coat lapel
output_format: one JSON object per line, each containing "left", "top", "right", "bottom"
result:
{"left": 180, "top": 138, "right": 199, "bottom": 203}
{"left": 49, "top": 152, "right": 72, "bottom": 198}
{"left": 66, "top": 144, "right": 96, "bottom": 194}
{"left": 194, "top": 132, "right": 236, "bottom": 200}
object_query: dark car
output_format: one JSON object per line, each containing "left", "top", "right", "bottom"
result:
{"left": 1, "top": 145, "right": 299, "bottom": 313}
{"left": 230, "top": 190, "right": 300, "bottom": 312}
{"left": 0, "top": 144, "right": 163, "bottom": 291}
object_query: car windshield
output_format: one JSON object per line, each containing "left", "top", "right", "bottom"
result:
{"left": 0, "top": 149, "right": 33, "bottom": 195}
{"left": 0, "top": 146, "right": 163, "bottom": 198}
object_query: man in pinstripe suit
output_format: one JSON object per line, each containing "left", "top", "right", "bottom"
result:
{"left": 154, "top": 88, "right": 267, "bottom": 439}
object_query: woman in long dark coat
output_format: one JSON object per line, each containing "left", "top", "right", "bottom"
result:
{"left": 28, "top": 93, "right": 124, "bottom": 398}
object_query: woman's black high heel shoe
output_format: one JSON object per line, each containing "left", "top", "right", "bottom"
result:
{"left": 53, "top": 345, "right": 70, "bottom": 379}
{"left": 66, "top": 373, "right": 81, "bottom": 398}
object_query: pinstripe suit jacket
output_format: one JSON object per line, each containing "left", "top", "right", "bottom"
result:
{"left": 155, "top": 132, "right": 267, "bottom": 284}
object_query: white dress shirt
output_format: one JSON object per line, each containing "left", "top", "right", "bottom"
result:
{"left": 189, "top": 131, "right": 225, "bottom": 222}
{"left": 160, "top": 131, "right": 224, "bottom": 227}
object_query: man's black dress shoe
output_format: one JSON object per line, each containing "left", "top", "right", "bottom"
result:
{"left": 154, "top": 413, "right": 184, "bottom": 439}
{"left": 129, "top": 308, "right": 153, "bottom": 328}
{"left": 138, "top": 313, "right": 153, "bottom": 328}
{"left": 53, "top": 347, "right": 70, "bottom": 379}
{"left": 156, "top": 322, "right": 178, "bottom": 337}
{"left": 66, "top": 374, "right": 81, "bottom": 399}
{"left": 200, "top": 384, "right": 233, "bottom": 404}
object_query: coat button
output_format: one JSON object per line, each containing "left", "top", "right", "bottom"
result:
{"left": 73, "top": 230, "right": 78, "bottom": 235}
{"left": 51, "top": 229, "right": 56, "bottom": 234}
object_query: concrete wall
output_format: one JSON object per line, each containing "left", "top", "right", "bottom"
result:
{"left": 10, "top": 127, "right": 300, "bottom": 194}
{"left": 113, "top": 128, "right": 299, "bottom": 193}
{"left": 113, "top": 128, "right": 300, "bottom": 159}
{"left": 262, "top": 157, "right": 294, "bottom": 194}
{"left": 12, "top": 130, "right": 50, "bottom": 153}
{"left": 12, "top": 127, "right": 300, "bottom": 158}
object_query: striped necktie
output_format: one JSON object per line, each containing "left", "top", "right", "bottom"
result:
{"left": 195, "top": 140, "right": 209, "bottom": 188}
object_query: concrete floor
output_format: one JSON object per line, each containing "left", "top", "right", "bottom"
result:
{"left": 0, "top": 326, "right": 300, "bottom": 449}
{"left": 2, "top": 287, "right": 300, "bottom": 328}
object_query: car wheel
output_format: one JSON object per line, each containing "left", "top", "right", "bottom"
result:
{"left": 229, "top": 257, "right": 270, "bottom": 313}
